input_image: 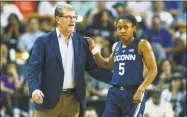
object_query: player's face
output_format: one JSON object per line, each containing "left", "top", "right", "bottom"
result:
{"left": 116, "top": 19, "right": 136, "bottom": 41}
{"left": 56, "top": 9, "right": 76, "bottom": 33}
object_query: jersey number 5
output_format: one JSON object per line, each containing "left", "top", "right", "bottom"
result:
{"left": 119, "top": 63, "right": 125, "bottom": 75}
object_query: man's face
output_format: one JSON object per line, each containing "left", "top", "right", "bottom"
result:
{"left": 56, "top": 9, "right": 76, "bottom": 33}
{"left": 152, "top": 91, "right": 161, "bottom": 105}
{"left": 116, "top": 19, "right": 135, "bottom": 41}
{"left": 28, "top": 18, "right": 39, "bottom": 33}
{"left": 151, "top": 18, "right": 161, "bottom": 33}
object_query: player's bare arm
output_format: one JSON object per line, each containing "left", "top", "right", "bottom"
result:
{"left": 84, "top": 36, "right": 114, "bottom": 71}
{"left": 138, "top": 39, "right": 157, "bottom": 91}
{"left": 133, "top": 39, "right": 157, "bottom": 104}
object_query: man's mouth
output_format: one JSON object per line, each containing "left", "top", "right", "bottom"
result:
{"left": 68, "top": 24, "right": 74, "bottom": 27}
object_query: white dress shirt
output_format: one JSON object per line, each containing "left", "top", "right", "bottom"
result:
{"left": 56, "top": 28, "right": 75, "bottom": 89}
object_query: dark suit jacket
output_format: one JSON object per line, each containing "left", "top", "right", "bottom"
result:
{"left": 27, "top": 30, "right": 112, "bottom": 109}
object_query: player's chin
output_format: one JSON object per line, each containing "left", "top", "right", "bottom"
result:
{"left": 121, "top": 36, "right": 128, "bottom": 41}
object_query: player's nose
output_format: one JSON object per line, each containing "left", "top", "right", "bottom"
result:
{"left": 120, "top": 28, "right": 126, "bottom": 33}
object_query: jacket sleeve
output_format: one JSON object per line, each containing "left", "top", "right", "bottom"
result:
{"left": 84, "top": 40, "right": 112, "bottom": 84}
{"left": 27, "top": 36, "right": 45, "bottom": 97}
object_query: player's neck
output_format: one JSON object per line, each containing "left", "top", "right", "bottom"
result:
{"left": 122, "top": 37, "right": 134, "bottom": 47}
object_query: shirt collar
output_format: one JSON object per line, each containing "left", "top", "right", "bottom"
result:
{"left": 56, "top": 27, "right": 73, "bottom": 39}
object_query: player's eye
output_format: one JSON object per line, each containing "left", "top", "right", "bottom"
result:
{"left": 117, "top": 27, "right": 122, "bottom": 30}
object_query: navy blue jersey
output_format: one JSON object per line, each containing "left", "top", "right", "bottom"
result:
{"left": 111, "top": 39, "right": 144, "bottom": 86}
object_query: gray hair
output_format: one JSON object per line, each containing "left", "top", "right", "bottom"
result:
{"left": 54, "top": 4, "right": 75, "bottom": 26}
{"left": 55, "top": 3, "right": 75, "bottom": 17}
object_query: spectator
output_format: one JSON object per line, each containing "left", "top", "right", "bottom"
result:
{"left": 0, "top": 44, "right": 9, "bottom": 74}
{"left": 0, "top": 2, "right": 23, "bottom": 28}
{"left": 40, "top": 18, "right": 54, "bottom": 33}
{"left": 101, "top": 45, "right": 111, "bottom": 60}
{"left": 4, "top": 13, "right": 25, "bottom": 44}
{"left": 86, "top": 9, "right": 115, "bottom": 43}
{"left": 89, "top": 33, "right": 109, "bottom": 54}
{"left": 112, "top": 2, "right": 127, "bottom": 18}
{"left": 161, "top": 72, "right": 185, "bottom": 117}
{"left": 0, "top": 62, "right": 22, "bottom": 116}
{"left": 140, "top": 16, "right": 173, "bottom": 60}
{"left": 84, "top": 107, "right": 98, "bottom": 117}
{"left": 85, "top": 1, "right": 113, "bottom": 26}
{"left": 17, "top": 18, "right": 44, "bottom": 52}
{"left": 155, "top": 59, "right": 173, "bottom": 89}
{"left": 144, "top": 88, "right": 174, "bottom": 117}
{"left": 146, "top": 1, "right": 174, "bottom": 27}
{"left": 172, "top": 38, "right": 186, "bottom": 75}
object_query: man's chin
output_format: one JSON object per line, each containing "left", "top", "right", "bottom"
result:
{"left": 68, "top": 28, "right": 75, "bottom": 33}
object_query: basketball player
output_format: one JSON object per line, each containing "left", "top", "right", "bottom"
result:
{"left": 84, "top": 14, "right": 158, "bottom": 117}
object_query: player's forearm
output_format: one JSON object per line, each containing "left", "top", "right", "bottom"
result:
{"left": 138, "top": 68, "right": 157, "bottom": 91}
{"left": 94, "top": 53, "right": 110, "bottom": 70}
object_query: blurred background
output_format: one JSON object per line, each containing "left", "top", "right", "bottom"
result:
{"left": 0, "top": 1, "right": 186, "bottom": 117}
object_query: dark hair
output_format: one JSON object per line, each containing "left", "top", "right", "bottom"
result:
{"left": 8, "top": 13, "right": 20, "bottom": 24}
{"left": 116, "top": 14, "right": 137, "bottom": 37}
{"left": 158, "top": 59, "right": 173, "bottom": 73}
{"left": 116, "top": 14, "right": 137, "bottom": 27}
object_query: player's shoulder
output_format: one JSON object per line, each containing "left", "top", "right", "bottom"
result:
{"left": 112, "top": 41, "right": 121, "bottom": 52}
{"left": 138, "top": 39, "right": 152, "bottom": 51}
{"left": 138, "top": 39, "right": 150, "bottom": 46}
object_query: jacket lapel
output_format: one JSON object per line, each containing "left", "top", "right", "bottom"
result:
{"left": 72, "top": 33, "right": 81, "bottom": 68}
{"left": 50, "top": 30, "right": 63, "bottom": 68}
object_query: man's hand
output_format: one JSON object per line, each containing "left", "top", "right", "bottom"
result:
{"left": 84, "top": 36, "right": 95, "bottom": 51}
{"left": 32, "top": 89, "right": 45, "bottom": 104}
{"left": 133, "top": 89, "right": 144, "bottom": 104}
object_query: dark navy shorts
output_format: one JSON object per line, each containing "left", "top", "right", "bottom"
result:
{"left": 103, "top": 86, "right": 147, "bottom": 117}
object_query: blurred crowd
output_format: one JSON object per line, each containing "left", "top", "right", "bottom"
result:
{"left": 0, "top": 1, "right": 186, "bottom": 117}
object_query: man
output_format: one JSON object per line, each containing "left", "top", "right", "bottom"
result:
{"left": 140, "top": 16, "right": 173, "bottom": 61}
{"left": 84, "top": 107, "right": 98, "bottom": 117}
{"left": 17, "top": 18, "right": 44, "bottom": 52}
{"left": 27, "top": 4, "right": 112, "bottom": 117}
{"left": 144, "top": 88, "right": 174, "bottom": 117}
{"left": 85, "top": 14, "right": 157, "bottom": 117}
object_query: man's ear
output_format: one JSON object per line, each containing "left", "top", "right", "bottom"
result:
{"left": 55, "top": 16, "right": 59, "bottom": 24}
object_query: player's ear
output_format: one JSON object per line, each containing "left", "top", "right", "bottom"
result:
{"left": 133, "top": 26, "right": 136, "bottom": 32}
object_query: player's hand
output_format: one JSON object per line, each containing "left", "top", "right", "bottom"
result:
{"left": 133, "top": 89, "right": 144, "bottom": 104}
{"left": 84, "top": 36, "right": 95, "bottom": 51}
{"left": 32, "top": 89, "right": 45, "bottom": 104}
